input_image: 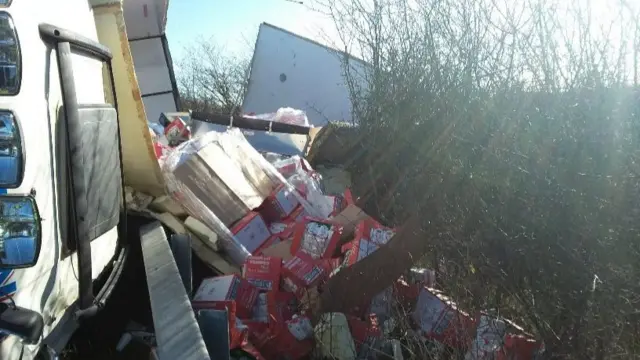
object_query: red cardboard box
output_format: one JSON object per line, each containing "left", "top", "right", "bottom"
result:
{"left": 269, "top": 220, "right": 297, "bottom": 240}
{"left": 231, "top": 212, "right": 271, "bottom": 254}
{"left": 246, "top": 319, "right": 313, "bottom": 360}
{"left": 285, "top": 205, "right": 307, "bottom": 223}
{"left": 291, "top": 218, "right": 343, "bottom": 259}
{"left": 348, "top": 314, "right": 383, "bottom": 354}
{"left": 193, "top": 275, "right": 259, "bottom": 319}
{"left": 343, "top": 188, "right": 355, "bottom": 206}
{"left": 275, "top": 322, "right": 314, "bottom": 360}
{"left": 242, "top": 256, "right": 282, "bottom": 292}
{"left": 355, "top": 218, "right": 396, "bottom": 245}
{"left": 393, "top": 279, "right": 421, "bottom": 310}
{"left": 244, "top": 320, "right": 274, "bottom": 350}
{"left": 411, "top": 287, "right": 476, "bottom": 348}
{"left": 341, "top": 238, "right": 380, "bottom": 267}
{"left": 153, "top": 141, "right": 171, "bottom": 159}
{"left": 273, "top": 156, "right": 311, "bottom": 179}
{"left": 250, "top": 292, "right": 281, "bottom": 332}
{"left": 499, "top": 334, "right": 543, "bottom": 360}
{"left": 260, "top": 184, "right": 300, "bottom": 222}
{"left": 164, "top": 117, "right": 191, "bottom": 145}
{"left": 325, "top": 257, "right": 344, "bottom": 276}
{"left": 274, "top": 158, "right": 299, "bottom": 179}
{"left": 274, "top": 291, "right": 298, "bottom": 323}
{"left": 320, "top": 194, "right": 348, "bottom": 217}
{"left": 282, "top": 252, "right": 330, "bottom": 299}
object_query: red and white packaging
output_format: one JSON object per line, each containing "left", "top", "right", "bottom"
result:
{"left": 325, "top": 257, "right": 344, "bottom": 276}
{"left": 411, "top": 287, "right": 476, "bottom": 348}
{"left": 465, "top": 315, "right": 507, "bottom": 360}
{"left": 348, "top": 314, "right": 383, "bottom": 354}
{"left": 231, "top": 211, "right": 271, "bottom": 254}
{"left": 393, "top": 279, "right": 422, "bottom": 310}
{"left": 355, "top": 218, "right": 396, "bottom": 245}
{"left": 291, "top": 218, "right": 343, "bottom": 259}
{"left": 499, "top": 334, "right": 543, "bottom": 360}
{"left": 285, "top": 205, "right": 308, "bottom": 223}
{"left": 321, "top": 194, "right": 348, "bottom": 217}
{"left": 246, "top": 317, "right": 313, "bottom": 360}
{"left": 163, "top": 117, "right": 191, "bottom": 145}
{"left": 260, "top": 184, "right": 300, "bottom": 222}
{"left": 276, "top": 326, "right": 314, "bottom": 360}
{"left": 193, "top": 275, "right": 259, "bottom": 319}
{"left": 153, "top": 141, "right": 171, "bottom": 159}
{"left": 245, "top": 320, "right": 274, "bottom": 350}
{"left": 282, "top": 252, "right": 330, "bottom": 299}
{"left": 269, "top": 220, "right": 297, "bottom": 239}
{"left": 286, "top": 315, "right": 314, "bottom": 341}
{"left": 343, "top": 188, "right": 355, "bottom": 206}
{"left": 273, "top": 155, "right": 311, "bottom": 179}
{"left": 242, "top": 256, "right": 282, "bottom": 292}
{"left": 250, "top": 292, "right": 281, "bottom": 331}
{"left": 341, "top": 238, "right": 380, "bottom": 267}
{"left": 274, "top": 291, "right": 298, "bottom": 323}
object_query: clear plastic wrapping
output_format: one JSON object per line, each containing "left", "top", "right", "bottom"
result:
{"left": 162, "top": 130, "right": 252, "bottom": 265}
{"left": 161, "top": 128, "right": 322, "bottom": 265}
{"left": 221, "top": 129, "right": 323, "bottom": 219}
{"left": 245, "top": 107, "right": 311, "bottom": 127}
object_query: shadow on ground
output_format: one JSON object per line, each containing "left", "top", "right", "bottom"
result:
{"left": 61, "top": 217, "right": 215, "bottom": 359}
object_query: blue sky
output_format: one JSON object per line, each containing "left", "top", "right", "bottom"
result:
{"left": 166, "top": 0, "right": 337, "bottom": 63}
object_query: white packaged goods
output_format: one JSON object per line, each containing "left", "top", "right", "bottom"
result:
{"left": 162, "top": 129, "right": 321, "bottom": 265}
{"left": 465, "top": 315, "right": 507, "bottom": 360}
{"left": 287, "top": 315, "right": 313, "bottom": 341}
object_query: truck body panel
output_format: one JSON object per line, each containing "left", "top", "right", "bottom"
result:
{"left": 243, "top": 23, "right": 367, "bottom": 127}
{"left": 1, "top": 1, "right": 118, "bottom": 359}
{"left": 123, "top": 0, "right": 179, "bottom": 126}
{"left": 92, "top": 1, "right": 166, "bottom": 196}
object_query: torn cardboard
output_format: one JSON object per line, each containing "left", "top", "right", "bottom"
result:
{"left": 259, "top": 239, "right": 294, "bottom": 261}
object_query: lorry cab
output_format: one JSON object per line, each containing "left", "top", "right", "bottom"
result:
{"left": 0, "top": 1, "right": 126, "bottom": 359}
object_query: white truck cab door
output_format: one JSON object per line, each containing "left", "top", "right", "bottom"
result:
{"left": 0, "top": 2, "right": 122, "bottom": 359}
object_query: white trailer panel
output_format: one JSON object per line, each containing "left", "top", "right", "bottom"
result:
{"left": 243, "top": 23, "right": 368, "bottom": 127}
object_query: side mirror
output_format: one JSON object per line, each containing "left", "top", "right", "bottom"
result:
{"left": 0, "top": 196, "right": 41, "bottom": 268}
{"left": 0, "top": 302, "right": 44, "bottom": 345}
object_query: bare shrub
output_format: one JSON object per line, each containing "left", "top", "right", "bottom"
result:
{"left": 314, "top": 0, "right": 640, "bottom": 357}
{"left": 175, "top": 37, "right": 250, "bottom": 114}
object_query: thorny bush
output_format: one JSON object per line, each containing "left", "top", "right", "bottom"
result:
{"left": 314, "top": 0, "right": 640, "bottom": 358}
